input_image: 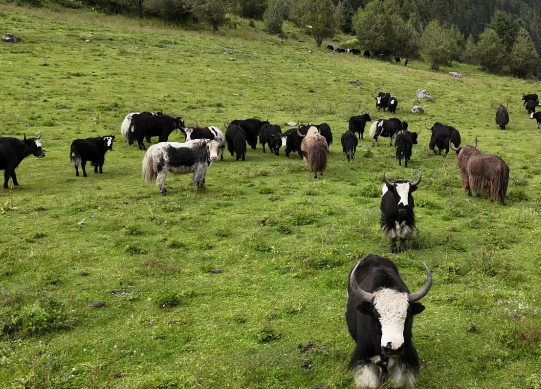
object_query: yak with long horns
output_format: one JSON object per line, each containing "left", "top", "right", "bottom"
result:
{"left": 346, "top": 254, "right": 432, "bottom": 389}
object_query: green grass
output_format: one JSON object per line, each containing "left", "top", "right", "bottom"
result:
{"left": 1, "top": 4, "right": 541, "bottom": 389}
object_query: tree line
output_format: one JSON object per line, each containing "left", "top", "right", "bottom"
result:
{"left": 17, "top": 0, "right": 541, "bottom": 78}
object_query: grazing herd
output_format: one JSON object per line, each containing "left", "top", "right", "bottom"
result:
{"left": 2, "top": 86, "right": 537, "bottom": 389}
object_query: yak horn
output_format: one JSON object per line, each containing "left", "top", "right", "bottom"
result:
{"left": 349, "top": 260, "right": 375, "bottom": 303}
{"left": 416, "top": 128, "right": 421, "bottom": 135}
{"left": 382, "top": 171, "right": 395, "bottom": 187}
{"left": 411, "top": 170, "right": 422, "bottom": 187}
{"left": 449, "top": 140, "right": 459, "bottom": 151}
{"left": 297, "top": 127, "right": 306, "bottom": 137}
{"left": 36, "top": 132, "right": 42, "bottom": 139}
{"left": 408, "top": 262, "right": 432, "bottom": 302}
{"left": 474, "top": 137, "right": 478, "bottom": 148}
{"left": 425, "top": 124, "right": 432, "bottom": 130}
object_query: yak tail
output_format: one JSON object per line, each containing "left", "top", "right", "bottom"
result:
{"left": 451, "top": 129, "right": 461, "bottom": 147}
{"left": 142, "top": 151, "right": 157, "bottom": 183}
{"left": 306, "top": 140, "right": 328, "bottom": 174}
{"left": 121, "top": 117, "right": 131, "bottom": 140}
{"left": 128, "top": 121, "right": 136, "bottom": 145}
{"left": 70, "top": 144, "right": 81, "bottom": 167}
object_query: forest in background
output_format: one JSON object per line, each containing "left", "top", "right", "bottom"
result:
{"left": 3, "top": 0, "right": 541, "bottom": 78}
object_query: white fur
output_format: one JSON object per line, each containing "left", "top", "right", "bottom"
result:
{"left": 34, "top": 139, "right": 42, "bottom": 148}
{"left": 121, "top": 112, "right": 138, "bottom": 140}
{"left": 395, "top": 182, "right": 411, "bottom": 207}
{"left": 281, "top": 135, "right": 288, "bottom": 148}
{"left": 373, "top": 289, "right": 409, "bottom": 351}
{"left": 352, "top": 363, "right": 380, "bottom": 389}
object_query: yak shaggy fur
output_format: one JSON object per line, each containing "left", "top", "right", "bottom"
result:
{"left": 456, "top": 145, "right": 509, "bottom": 205}
{"left": 300, "top": 126, "right": 328, "bottom": 178}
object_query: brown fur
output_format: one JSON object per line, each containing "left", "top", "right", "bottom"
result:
{"left": 301, "top": 126, "right": 328, "bottom": 178}
{"left": 455, "top": 144, "right": 509, "bottom": 204}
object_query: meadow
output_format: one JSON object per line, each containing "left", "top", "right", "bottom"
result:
{"left": 1, "top": 4, "right": 541, "bottom": 388}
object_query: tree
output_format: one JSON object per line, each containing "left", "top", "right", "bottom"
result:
{"left": 352, "top": 0, "right": 399, "bottom": 56}
{"left": 462, "top": 34, "right": 478, "bottom": 65}
{"left": 475, "top": 27, "right": 508, "bottom": 73}
{"left": 395, "top": 19, "right": 419, "bottom": 58}
{"left": 489, "top": 10, "right": 521, "bottom": 52}
{"left": 295, "top": 0, "right": 338, "bottom": 47}
{"left": 231, "top": 0, "right": 267, "bottom": 20}
{"left": 186, "top": 0, "right": 229, "bottom": 31}
{"left": 510, "top": 27, "right": 540, "bottom": 78}
{"left": 264, "top": 0, "right": 286, "bottom": 34}
{"left": 419, "top": 20, "right": 457, "bottom": 70}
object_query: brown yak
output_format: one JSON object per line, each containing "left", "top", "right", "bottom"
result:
{"left": 450, "top": 138, "right": 509, "bottom": 205}
{"left": 298, "top": 126, "right": 328, "bottom": 178}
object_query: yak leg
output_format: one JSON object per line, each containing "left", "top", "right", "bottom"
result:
{"left": 390, "top": 238, "right": 397, "bottom": 253}
{"left": 74, "top": 165, "right": 80, "bottom": 177}
{"left": 3, "top": 169, "right": 12, "bottom": 188}
{"left": 156, "top": 171, "right": 167, "bottom": 195}
{"left": 262, "top": 143, "right": 266, "bottom": 153}
{"left": 81, "top": 161, "right": 88, "bottom": 177}
{"left": 10, "top": 170, "right": 18, "bottom": 186}
{"left": 399, "top": 239, "right": 407, "bottom": 252}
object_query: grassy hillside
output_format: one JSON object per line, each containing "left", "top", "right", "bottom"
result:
{"left": 1, "top": 5, "right": 541, "bottom": 389}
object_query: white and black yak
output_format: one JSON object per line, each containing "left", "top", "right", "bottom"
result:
{"left": 70, "top": 135, "right": 115, "bottom": 177}
{"left": 142, "top": 139, "right": 221, "bottom": 195}
{"left": 298, "top": 126, "right": 328, "bottom": 178}
{"left": 346, "top": 254, "right": 432, "bottom": 389}
{"left": 450, "top": 138, "right": 509, "bottom": 205}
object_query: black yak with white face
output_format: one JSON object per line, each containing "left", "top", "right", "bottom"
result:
{"left": 70, "top": 135, "right": 114, "bottom": 177}
{"left": 346, "top": 254, "right": 432, "bottom": 389}
{"left": 380, "top": 171, "right": 422, "bottom": 253}
{"left": 0, "top": 132, "right": 45, "bottom": 189}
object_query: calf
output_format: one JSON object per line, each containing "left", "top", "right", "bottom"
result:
{"left": 142, "top": 139, "right": 221, "bottom": 195}
{"left": 0, "top": 133, "right": 45, "bottom": 189}
{"left": 349, "top": 113, "right": 372, "bottom": 140}
{"left": 225, "top": 124, "right": 247, "bottom": 161}
{"left": 531, "top": 112, "right": 541, "bottom": 128}
{"left": 346, "top": 255, "right": 431, "bottom": 389}
{"left": 70, "top": 135, "right": 115, "bottom": 177}
{"left": 341, "top": 129, "right": 358, "bottom": 162}
{"left": 381, "top": 171, "right": 422, "bottom": 252}
{"left": 374, "top": 92, "right": 392, "bottom": 112}
{"left": 259, "top": 123, "right": 282, "bottom": 155}
{"left": 184, "top": 126, "right": 225, "bottom": 160}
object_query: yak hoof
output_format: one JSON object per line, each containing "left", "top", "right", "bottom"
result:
{"left": 399, "top": 242, "right": 407, "bottom": 252}
{"left": 391, "top": 243, "right": 397, "bottom": 253}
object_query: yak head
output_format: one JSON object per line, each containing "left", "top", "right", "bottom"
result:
{"left": 23, "top": 132, "right": 46, "bottom": 158}
{"left": 349, "top": 260, "right": 432, "bottom": 356}
{"left": 382, "top": 170, "right": 422, "bottom": 210}
{"left": 405, "top": 129, "right": 420, "bottom": 144}
{"left": 100, "top": 135, "right": 115, "bottom": 151}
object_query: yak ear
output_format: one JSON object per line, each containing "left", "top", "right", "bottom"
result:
{"left": 358, "top": 301, "right": 374, "bottom": 316}
{"left": 410, "top": 302, "right": 425, "bottom": 315}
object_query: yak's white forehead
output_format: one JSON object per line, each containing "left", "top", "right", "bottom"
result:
{"left": 34, "top": 139, "right": 42, "bottom": 148}
{"left": 104, "top": 136, "right": 114, "bottom": 146}
{"left": 373, "top": 289, "right": 409, "bottom": 324}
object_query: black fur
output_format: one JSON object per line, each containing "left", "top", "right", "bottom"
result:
{"left": 298, "top": 123, "right": 333, "bottom": 148}
{"left": 0, "top": 134, "right": 45, "bottom": 188}
{"left": 128, "top": 114, "right": 184, "bottom": 150}
{"left": 496, "top": 105, "right": 509, "bottom": 130}
{"left": 428, "top": 122, "right": 461, "bottom": 157}
{"left": 225, "top": 125, "right": 247, "bottom": 161}
{"left": 70, "top": 135, "right": 114, "bottom": 177}
{"left": 349, "top": 113, "right": 372, "bottom": 139}
{"left": 259, "top": 123, "right": 282, "bottom": 155}
{"left": 228, "top": 118, "right": 269, "bottom": 150}
{"left": 341, "top": 130, "right": 358, "bottom": 162}
{"left": 525, "top": 99, "right": 540, "bottom": 114}
{"left": 346, "top": 255, "right": 424, "bottom": 372}
{"left": 282, "top": 127, "right": 306, "bottom": 159}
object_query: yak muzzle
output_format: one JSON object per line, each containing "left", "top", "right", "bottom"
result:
{"left": 382, "top": 342, "right": 404, "bottom": 356}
